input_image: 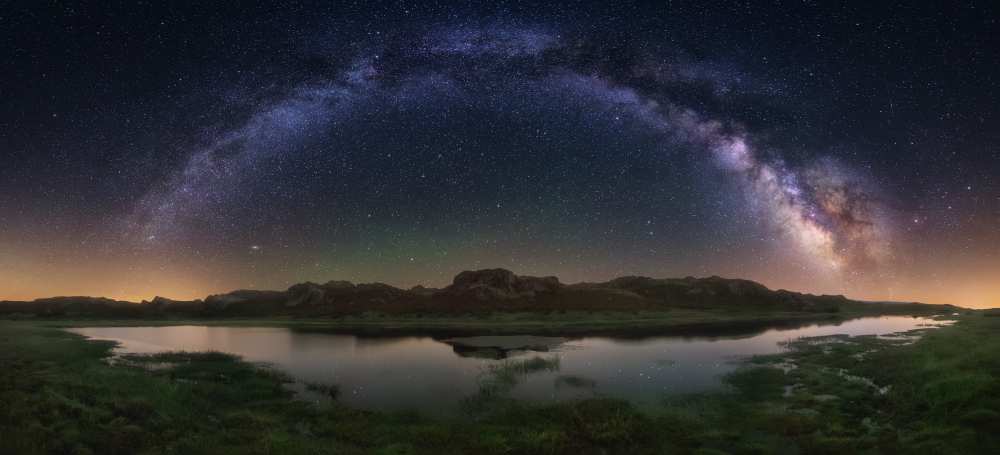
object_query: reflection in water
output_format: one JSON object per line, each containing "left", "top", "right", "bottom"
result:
{"left": 555, "top": 375, "right": 597, "bottom": 389}
{"left": 451, "top": 345, "right": 509, "bottom": 359}
{"left": 68, "top": 316, "right": 948, "bottom": 415}
{"left": 445, "top": 336, "right": 568, "bottom": 359}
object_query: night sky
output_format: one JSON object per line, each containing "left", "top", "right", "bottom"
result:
{"left": 2, "top": 1, "right": 998, "bottom": 307}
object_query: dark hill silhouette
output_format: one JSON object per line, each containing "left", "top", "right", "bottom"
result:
{"left": 0, "top": 268, "right": 954, "bottom": 318}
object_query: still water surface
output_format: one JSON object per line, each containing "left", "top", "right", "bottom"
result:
{"left": 68, "top": 316, "right": 946, "bottom": 414}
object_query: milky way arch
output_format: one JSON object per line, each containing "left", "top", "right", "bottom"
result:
{"left": 126, "top": 24, "right": 891, "bottom": 276}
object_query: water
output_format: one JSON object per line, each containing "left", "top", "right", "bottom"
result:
{"left": 68, "top": 316, "right": 948, "bottom": 415}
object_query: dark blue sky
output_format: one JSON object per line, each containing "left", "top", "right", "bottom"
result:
{"left": 2, "top": 1, "right": 998, "bottom": 306}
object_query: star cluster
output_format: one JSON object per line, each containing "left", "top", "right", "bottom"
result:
{"left": 2, "top": 1, "right": 998, "bottom": 307}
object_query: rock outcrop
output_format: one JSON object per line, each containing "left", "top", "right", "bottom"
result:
{"left": 286, "top": 282, "right": 327, "bottom": 307}
{"left": 0, "top": 267, "right": 955, "bottom": 318}
{"left": 442, "top": 269, "right": 562, "bottom": 300}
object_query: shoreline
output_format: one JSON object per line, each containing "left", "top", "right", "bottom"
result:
{"left": 23, "top": 307, "right": 959, "bottom": 338}
{"left": 2, "top": 312, "right": 992, "bottom": 453}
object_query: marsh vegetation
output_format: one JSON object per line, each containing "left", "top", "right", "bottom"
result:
{"left": 2, "top": 312, "right": 996, "bottom": 454}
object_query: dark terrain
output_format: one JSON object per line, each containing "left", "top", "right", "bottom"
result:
{"left": 0, "top": 268, "right": 953, "bottom": 319}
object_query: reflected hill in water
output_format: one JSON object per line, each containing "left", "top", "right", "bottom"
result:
{"left": 434, "top": 315, "right": 947, "bottom": 358}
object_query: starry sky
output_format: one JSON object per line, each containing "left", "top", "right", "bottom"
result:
{"left": 2, "top": 1, "right": 999, "bottom": 307}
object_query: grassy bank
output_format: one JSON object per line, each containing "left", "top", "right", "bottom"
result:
{"left": 1, "top": 312, "right": 996, "bottom": 454}
{"left": 27, "top": 306, "right": 951, "bottom": 337}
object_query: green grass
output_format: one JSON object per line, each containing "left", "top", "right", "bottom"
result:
{"left": 462, "top": 356, "right": 563, "bottom": 415}
{"left": 2, "top": 311, "right": 998, "bottom": 454}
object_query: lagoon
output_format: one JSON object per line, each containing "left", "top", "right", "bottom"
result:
{"left": 68, "top": 315, "right": 946, "bottom": 415}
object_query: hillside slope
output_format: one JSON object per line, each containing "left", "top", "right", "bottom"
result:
{"left": 0, "top": 268, "right": 954, "bottom": 318}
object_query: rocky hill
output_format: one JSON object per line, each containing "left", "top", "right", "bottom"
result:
{"left": 0, "top": 268, "right": 953, "bottom": 318}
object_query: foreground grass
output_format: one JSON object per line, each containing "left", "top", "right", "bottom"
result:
{"left": 1, "top": 312, "right": 997, "bottom": 454}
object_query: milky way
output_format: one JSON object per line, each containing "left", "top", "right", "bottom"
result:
{"left": 127, "top": 24, "right": 889, "bottom": 278}
{"left": 5, "top": 2, "right": 998, "bottom": 306}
